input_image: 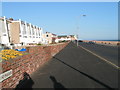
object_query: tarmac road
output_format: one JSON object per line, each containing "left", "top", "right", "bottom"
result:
{"left": 31, "top": 42, "right": 118, "bottom": 89}
{"left": 78, "top": 42, "right": 118, "bottom": 66}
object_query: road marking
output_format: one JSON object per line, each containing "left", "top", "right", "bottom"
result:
{"left": 78, "top": 45, "right": 119, "bottom": 69}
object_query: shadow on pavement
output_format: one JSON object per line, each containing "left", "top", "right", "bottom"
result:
{"left": 50, "top": 75, "right": 68, "bottom": 90}
{"left": 15, "top": 72, "right": 34, "bottom": 90}
{"left": 53, "top": 56, "right": 114, "bottom": 90}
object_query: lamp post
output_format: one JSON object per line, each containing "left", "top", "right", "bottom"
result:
{"left": 76, "top": 34, "right": 79, "bottom": 46}
{"left": 76, "top": 14, "right": 86, "bottom": 46}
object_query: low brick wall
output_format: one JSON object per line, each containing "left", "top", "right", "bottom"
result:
{"left": 83, "top": 40, "right": 119, "bottom": 46}
{"left": 0, "top": 42, "right": 69, "bottom": 88}
{"left": 94, "top": 41, "right": 119, "bottom": 46}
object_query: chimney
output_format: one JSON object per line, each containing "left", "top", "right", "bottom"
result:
{"left": 9, "top": 18, "right": 14, "bottom": 21}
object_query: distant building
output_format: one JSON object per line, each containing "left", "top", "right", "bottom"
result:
{"left": 43, "top": 32, "right": 57, "bottom": 44}
{"left": 69, "top": 35, "right": 77, "bottom": 40}
{"left": 55, "top": 35, "right": 77, "bottom": 43}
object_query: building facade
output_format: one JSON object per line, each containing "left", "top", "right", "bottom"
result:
{"left": 0, "top": 16, "right": 11, "bottom": 46}
{"left": 0, "top": 16, "right": 77, "bottom": 48}
{"left": 10, "top": 19, "right": 45, "bottom": 45}
{"left": 55, "top": 35, "right": 77, "bottom": 43}
{"left": 0, "top": 16, "right": 48, "bottom": 47}
{"left": 43, "top": 32, "right": 57, "bottom": 44}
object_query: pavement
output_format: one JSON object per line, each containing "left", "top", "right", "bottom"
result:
{"left": 30, "top": 42, "right": 118, "bottom": 89}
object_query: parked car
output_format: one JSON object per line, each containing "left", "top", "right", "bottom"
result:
{"left": 89, "top": 41, "right": 95, "bottom": 44}
{"left": 78, "top": 40, "right": 83, "bottom": 42}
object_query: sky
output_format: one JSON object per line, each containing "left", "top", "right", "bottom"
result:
{"left": 1, "top": 2, "right": 118, "bottom": 40}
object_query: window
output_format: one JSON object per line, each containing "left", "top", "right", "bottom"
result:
{"left": 36, "top": 29, "right": 38, "bottom": 36}
{"left": 27, "top": 26, "right": 31, "bottom": 35}
{"left": 38, "top": 30, "right": 41, "bottom": 36}
{"left": 22, "top": 24, "right": 26, "bottom": 35}
{"left": 23, "top": 36, "right": 27, "bottom": 38}
{"left": 0, "top": 20, "right": 6, "bottom": 33}
{"left": 32, "top": 28, "right": 34, "bottom": 35}
{"left": 3, "top": 34, "right": 7, "bottom": 36}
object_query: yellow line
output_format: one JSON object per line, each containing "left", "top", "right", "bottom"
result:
{"left": 78, "top": 45, "right": 119, "bottom": 69}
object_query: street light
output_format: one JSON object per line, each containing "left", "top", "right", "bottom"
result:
{"left": 76, "top": 14, "right": 86, "bottom": 46}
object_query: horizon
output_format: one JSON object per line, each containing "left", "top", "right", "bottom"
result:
{"left": 79, "top": 39, "right": 120, "bottom": 41}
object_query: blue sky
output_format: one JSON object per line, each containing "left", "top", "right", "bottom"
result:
{"left": 2, "top": 2, "right": 118, "bottom": 40}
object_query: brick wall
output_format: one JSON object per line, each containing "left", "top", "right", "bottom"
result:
{"left": 83, "top": 40, "right": 119, "bottom": 46}
{"left": 0, "top": 42, "right": 69, "bottom": 88}
{"left": 94, "top": 41, "right": 119, "bottom": 46}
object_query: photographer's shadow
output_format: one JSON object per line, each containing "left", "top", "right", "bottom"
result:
{"left": 15, "top": 72, "right": 34, "bottom": 90}
{"left": 50, "top": 76, "right": 68, "bottom": 90}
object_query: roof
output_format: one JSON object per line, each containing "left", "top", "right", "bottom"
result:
{"left": 58, "top": 35, "right": 68, "bottom": 38}
{"left": 0, "top": 17, "right": 12, "bottom": 23}
{"left": 70, "top": 35, "right": 75, "bottom": 36}
{"left": 52, "top": 34, "right": 57, "bottom": 36}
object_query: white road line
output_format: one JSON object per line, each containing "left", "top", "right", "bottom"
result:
{"left": 78, "top": 45, "right": 119, "bottom": 69}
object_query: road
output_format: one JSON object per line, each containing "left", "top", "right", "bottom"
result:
{"left": 31, "top": 42, "right": 118, "bottom": 89}
{"left": 78, "top": 42, "right": 118, "bottom": 66}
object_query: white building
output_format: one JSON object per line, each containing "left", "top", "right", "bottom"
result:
{"left": 0, "top": 16, "right": 11, "bottom": 46}
{"left": 55, "top": 35, "right": 77, "bottom": 43}
{"left": 0, "top": 16, "right": 48, "bottom": 47}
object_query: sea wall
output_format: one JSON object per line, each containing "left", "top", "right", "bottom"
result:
{"left": 0, "top": 42, "right": 69, "bottom": 88}
{"left": 94, "top": 41, "right": 119, "bottom": 46}
{"left": 83, "top": 40, "right": 119, "bottom": 46}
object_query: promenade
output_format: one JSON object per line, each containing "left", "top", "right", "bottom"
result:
{"left": 30, "top": 42, "right": 118, "bottom": 89}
